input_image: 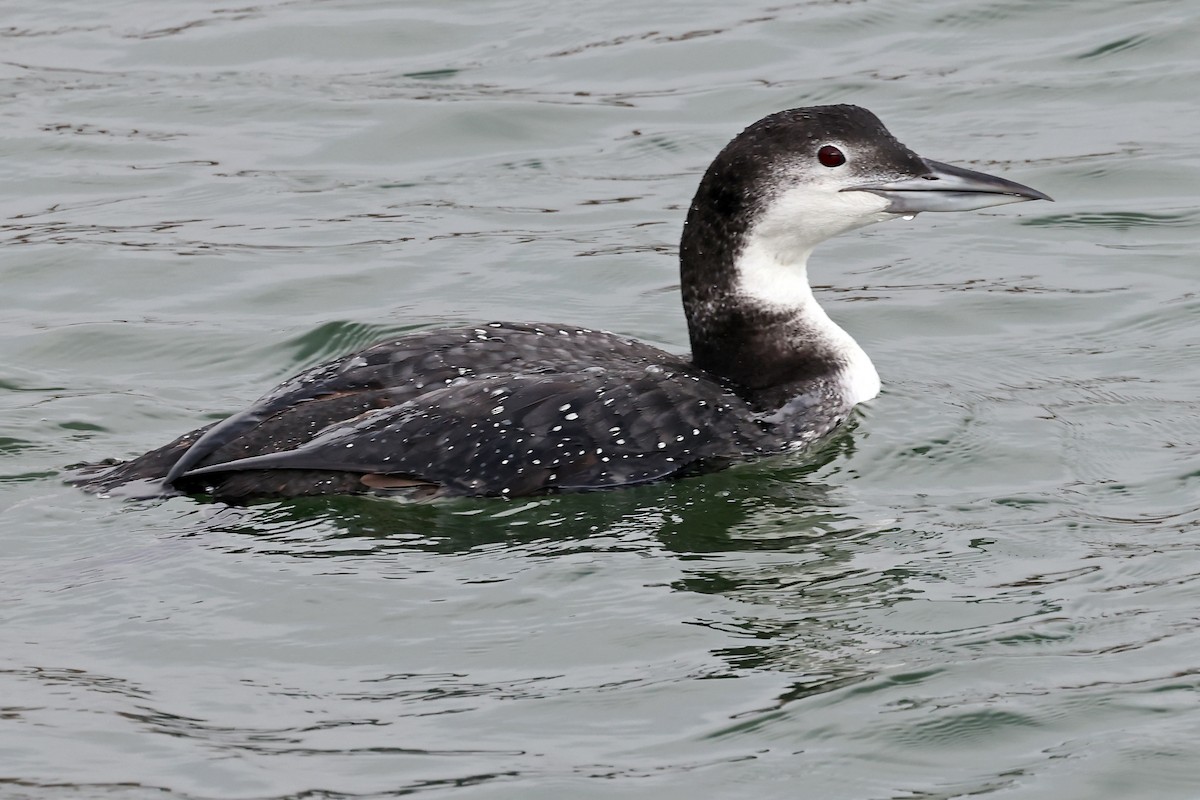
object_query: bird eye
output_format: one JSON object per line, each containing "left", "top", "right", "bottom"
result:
{"left": 817, "top": 145, "right": 846, "bottom": 168}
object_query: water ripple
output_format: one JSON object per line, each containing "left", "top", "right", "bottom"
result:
{"left": 1030, "top": 210, "right": 1200, "bottom": 229}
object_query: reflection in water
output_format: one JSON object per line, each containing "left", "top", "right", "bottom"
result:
{"left": 5, "top": 424, "right": 908, "bottom": 799}
{"left": 164, "top": 426, "right": 907, "bottom": 712}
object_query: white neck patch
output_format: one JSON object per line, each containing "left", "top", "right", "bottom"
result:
{"left": 732, "top": 185, "right": 889, "bottom": 406}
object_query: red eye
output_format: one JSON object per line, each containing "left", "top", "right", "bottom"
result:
{"left": 818, "top": 145, "right": 846, "bottom": 167}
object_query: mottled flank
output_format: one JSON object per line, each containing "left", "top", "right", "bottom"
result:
{"left": 73, "top": 323, "right": 848, "bottom": 500}
{"left": 71, "top": 105, "right": 1047, "bottom": 501}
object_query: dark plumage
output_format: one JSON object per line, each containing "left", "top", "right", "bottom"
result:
{"left": 71, "top": 106, "right": 1049, "bottom": 501}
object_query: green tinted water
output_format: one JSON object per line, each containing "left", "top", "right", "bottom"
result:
{"left": 4, "top": 0, "right": 1200, "bottom": 798}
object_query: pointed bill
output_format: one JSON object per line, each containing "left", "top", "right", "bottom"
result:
{"left": 845, "top": 159, "right": 1052, "bottom": 214}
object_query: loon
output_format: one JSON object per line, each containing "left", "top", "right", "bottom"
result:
{"left": 72, "top": 105, "right": 1050, "bottom": 501}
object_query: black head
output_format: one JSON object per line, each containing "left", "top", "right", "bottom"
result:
{"left": 680, "top": 106, "right": 929, "bottom": 309}
{"left": 679, "top": 104, "right": 1049, "bottom": 393}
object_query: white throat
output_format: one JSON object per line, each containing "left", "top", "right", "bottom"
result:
{"left": 734, "top": 238, "right": 882, "bottom": 407}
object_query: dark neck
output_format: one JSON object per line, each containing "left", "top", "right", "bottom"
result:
{"left": 679, "top": 173, "right": 842, "bottom": 404}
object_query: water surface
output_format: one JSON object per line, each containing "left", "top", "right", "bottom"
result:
{"left": 4, "top": 0, "right": 1200, "bottom": 798}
